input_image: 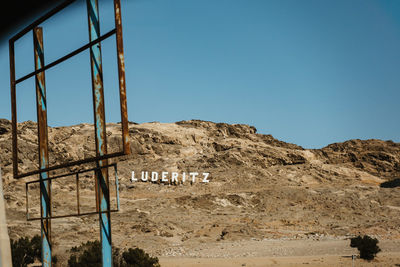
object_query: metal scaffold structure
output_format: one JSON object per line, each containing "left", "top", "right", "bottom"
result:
{"left": 8, "top": 0, "right": 130, "bottom": 266}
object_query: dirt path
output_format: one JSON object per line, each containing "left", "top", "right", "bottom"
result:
{"left": 159, "top": 239, "right": 400, "bottom": 267}
{"left": 160, "top": 253, "right": 400, "bottom": 267}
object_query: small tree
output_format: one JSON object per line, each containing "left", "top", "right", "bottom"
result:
{"left": 350, "top": 235, "right": 381, "bottom": 260}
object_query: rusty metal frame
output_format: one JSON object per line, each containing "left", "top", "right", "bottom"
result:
{"left": 34, "top": 26, "right": 52, "bottom": 266}
{"left": 9, "top": 1, "right": 128, "bottom": 266}
{"left": 9, "top": 0, "right": 130, "bottom": 180}
{"left": 25, "top": 163, "right": 120, "bottom": 221}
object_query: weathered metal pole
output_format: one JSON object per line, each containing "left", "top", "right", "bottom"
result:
{"left": 9, "top": 40, "right": 18, "bottom": 180}
{"left": 113, "top": 0, "right": 130, "bottom": 155}
{"left": 34, "top": 27, "right": 52, "bottom": 267}
{"left": 86, "top": 0, "right": 112, "bottom": 266}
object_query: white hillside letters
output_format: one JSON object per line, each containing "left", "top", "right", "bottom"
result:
{"left": 131, "top": 171, "right": 210, "bottom": 184}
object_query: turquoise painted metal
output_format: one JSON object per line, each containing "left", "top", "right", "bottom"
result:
{"left": 10, "top": 0, "right": 130, "bottom": 180}
{"left": 86, "top": 0, "right": 112, "bottom": 265}
{"left": 10, "top": 1, "right": 129, "bottom": 266}
{"left": 34, "top": 27, "right": 52, "bottom": 267}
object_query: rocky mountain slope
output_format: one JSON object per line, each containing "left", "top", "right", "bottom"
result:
{"left": 0, "top": 119, "right": 399, "bottom": 262}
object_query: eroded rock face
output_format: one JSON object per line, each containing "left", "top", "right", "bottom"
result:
{"left": 0, "top": 119, "right": 399, "bottom": 263}
{"left": 314, "top": 139, "right": 400, "bottom": 179}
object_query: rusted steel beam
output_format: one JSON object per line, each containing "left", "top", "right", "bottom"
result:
{"left": 27, "top": 209, "right": 119, "bottom": 221}
{"left": 15, "top": 29, "right": 116, "bottom": 85}
{"left": 34, "top": 27, "right": 52, "bottom": 267}
{"left": 114, "top": 0, "right": 130, "bottom": 155}
{"left": 10, "top": 0, "right": 77, "bottom": 43}
{"left": 15, "top": 151, "right": 124, "bottom": 179}
{"left": 9, "top": 40, "right": 18, "bottom": 179}
{"left": 86, "top": 0, "right": 112, "bottom": 265}
{"left": 113, "top": 164, "right": 120, "bottom": 210}
{"left": 25, "top": 183, "right": 29, "bottom": 220}
{"left": 76, "top": 173, "right": 80, "bottom": 215}
{"left": 25, "top": 163, "right": 117, "bottom": 185}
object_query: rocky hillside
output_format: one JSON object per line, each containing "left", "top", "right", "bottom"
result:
{"left": 0, "top": 119, "right": 399, "bottom": 262}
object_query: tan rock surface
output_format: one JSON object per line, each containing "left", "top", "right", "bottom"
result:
{"left": 0, "top": 119, "right": 399, "bottom": 265}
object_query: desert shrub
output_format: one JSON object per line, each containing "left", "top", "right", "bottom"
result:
{"left": 380, "top": 178, "right": 400, "bottom": 188}
{"left": 122, "top": 248, "right": 160, "bottom": 267}
{"left": 350, "top": 235, "right": 381, "bottom": 260}
{"left": 11, "top": 235, "right": 41, "bottom": 267}
{"left": 11, "top": 235, "right": 58, "bottom": 267}
{"left": 68, "top": 240, "right": 159, "bottom": 267}
{"left": 68, "top": 240, "right": 102, "bottom": 267}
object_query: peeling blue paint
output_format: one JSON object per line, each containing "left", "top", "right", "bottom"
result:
{"left": 35, "top": 28, "right": 52, "bottom": 267}
{"left": 87, "top": 0, "right": 112, "bottom": 266}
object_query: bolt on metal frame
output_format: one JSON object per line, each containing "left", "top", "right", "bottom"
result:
{"left": 9, "top": 0, "right": 130, "bottom": 266}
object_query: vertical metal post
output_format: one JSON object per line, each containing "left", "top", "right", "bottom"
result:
{"left": 86, "top": 0, "right": 112, "bottom": 266}
{"left": 114, "top": 165, "right": 120, "bottom": 211}
{"left": 34, "top": 27, "right": 52, "bottom": 267}
{"left": 9, "top": 40, "right": 18, "bottom": 179}
{"left": 76, "top": 173, "right": 80, "bottom": 215}
{"left": 26, "top": 183, "right": 29, "bottom": 220}
{"left": 113, "top": 0, "right": 130, "bottom": 155}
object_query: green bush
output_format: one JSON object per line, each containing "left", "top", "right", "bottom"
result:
{"left": 350, "top": 235, "right": 381, "bottom": 260}
{"left": 68, "top": 240, "right": 160, "bottom": 267}
{"left": 11, "top": 235, "right": 58, "bottom": 267}
{"left": 68, "top": 240, "right": 103, "bottom": 267}
{"left": 122, "top": 248, "right": 160, "bottom": 267}
{"left": 10, "top": 235, "right": 41, "bottom": 267}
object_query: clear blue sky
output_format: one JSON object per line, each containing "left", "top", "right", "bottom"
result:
{"left": 0, "top": 0, "right": 399, "bottom": 148}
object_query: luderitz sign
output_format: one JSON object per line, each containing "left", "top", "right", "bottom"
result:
{"left": 131, "top": 171, "right": 210, "bottom": 183}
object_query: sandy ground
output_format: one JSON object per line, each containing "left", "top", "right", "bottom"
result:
{"left": 159, "top": 239, "right": 400, "bottom": 267}
{"left": 159, "top": 254, "right": 400, "bottom": 267}
{"left": 2, "top": 121, "right": 400, "bottom": 266}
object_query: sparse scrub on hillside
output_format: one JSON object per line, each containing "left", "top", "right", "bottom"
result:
{"left": 68, "top": 240, "right": 160, "bottom": 267}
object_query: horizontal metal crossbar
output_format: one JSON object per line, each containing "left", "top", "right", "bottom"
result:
{"left": 26, "top": 163, "right": 120, "bottom": 221}
{"left": 16, "top": 151, "right": 124, "bottom": 179}
{"left": 26, "top": 163, "right": 117, "bottom": 184}
{"left": 15, "top": 29, "right": 116, "bottom": 85}
{"left": 27, "top": 209, "right": 120, "bottom": 221}
{"left": 10, "top": 0, "right": 78, "bottom": 43}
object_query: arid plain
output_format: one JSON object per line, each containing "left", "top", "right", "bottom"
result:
{"left": 1, "top": 119, "right": 399, "bottom": 266}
